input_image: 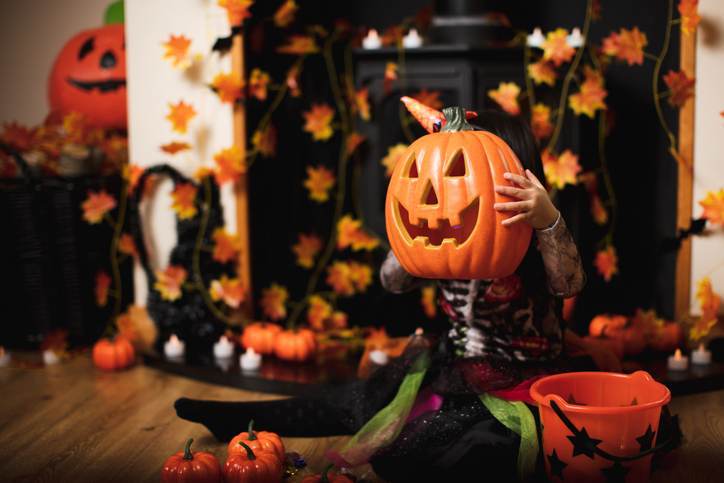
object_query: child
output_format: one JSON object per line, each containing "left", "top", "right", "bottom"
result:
{"left": 175, "top": 110, "right": 607, "bottom": 481}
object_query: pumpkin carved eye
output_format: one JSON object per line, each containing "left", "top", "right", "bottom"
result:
{"left": 78, "top": 37, "right": 95, "bottom": 60}
{"left": 403, "top": 152, "right": 418, "bottom": 178}
{"left": 445, "top": 150, "right": 467, "bottom": 177}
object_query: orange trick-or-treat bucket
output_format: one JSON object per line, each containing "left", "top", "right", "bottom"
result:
{"left": 530, "top": 371, "right": 671, "bottom": 483}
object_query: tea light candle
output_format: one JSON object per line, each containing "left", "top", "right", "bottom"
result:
{"left": 414, "top": 327, "right": 424, "bottom": 337}
{"left": 567, "top": 27, "right": 584, "bottom": 48}
{"left": 213, "top": 335, "right": 234, "bottom": 359}
{"left": 369, "top": 349, "right": 389, "bottom": 366}
{"left": 402, "top": 28, "right": 423, "bottom": 49}
{"left": 692, "top": 343, "right": 712, "bottom": 365}
{"left": 43, "top": 349, "right": 60, "bottom": 365}
{"left": 164, "top": 334, "right": 185, "bottom": 359}
{"left": 667, "top": 348, "right": 689, "bottom": 371}
{"left": 527, "top": 27, "right": 545, "bottom": 48}
{"left": 0, "top": 347, "right": 11, "bottom": 367}
{"left": 362, "top": 29, "right": 382, "bottom": 49}
{"left": 240, "top": 347, "right": 261, "bottom": 372}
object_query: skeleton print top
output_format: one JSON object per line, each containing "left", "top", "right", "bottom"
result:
{"left": 380, "top": 213, "right": 585, "bottom": 362}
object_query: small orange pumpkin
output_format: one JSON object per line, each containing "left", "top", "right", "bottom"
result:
{"left": 228, "top": 420, "right": 285, "bottom": 460}
{"left": 242, "top": 322, "right": 282, "bottom": 355}
{"left": 223, "top": 442, "right": 283, "bottom": 483}
{"left": 92, "top": 336, "right": 135, "bottom": 371}
{"left": 273, "top": 328, "right": 316, "bottom": 362}
{"left": 649, "top": 323, "right": 682, "bottom": 352}
{"left": 385, "top": 106, "right": 532, "bottom": 280}
{"left": 161, "top": 438, "right": 222, "bottom": 483}
{"left": 301, "top": 464, "right": 354, "bottom": 483}
{"left": 588, "top": 314, "right": 628, "bottom": 337}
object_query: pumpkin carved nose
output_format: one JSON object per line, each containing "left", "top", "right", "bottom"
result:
{"left": 422, "top": 180, "right": 438, "bottom": 205}
{"left": 100, "top": 50, "right": 117, "bottom": 69}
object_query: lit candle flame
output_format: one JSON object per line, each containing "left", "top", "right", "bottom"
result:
{"left": 674, "top": 348, "right": 682, "bottom": 359}
{"left": 170, "top": 334, "right": 180, "bottom": 344}
{"left": 698, "top": 343, "right": 705, "bottom": 352}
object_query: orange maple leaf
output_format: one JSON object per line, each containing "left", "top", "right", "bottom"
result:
{"left": 337, "top": 215, "right": 379, "bottom": 251}
{"left": 353, "top": 87, "right": 371, "bottom": 121}
{"left": 210, "top": 275, "right": 245, "bottom": 308}
{"left": 211, "top": 72, "right": 244, "bottom": 104}
{"left": 261, "top": 283, "right": 288, "bottom": 320}
{"left": 274, "top": 0, "right": 298, "bottom": 28}
{"left": 488, "top": 82, "right": 521, "bottom": 115}
{"left": 531, "top": 103, "right": 553, "bottom": 141}
{"left": 116, "top": 305, "right": 158, "bottom": 353}
{"left": 303, "top": 103, "right": 335, "bottom": 141}
{"left": 124, "top": 164, "right": 144, "bottom": 194}
{"left": 590, "top": 194, "right": 609, "bottom": 225}
{"left": 412, "top": 89, "right": 443, "bottom": 110}
{"left": 349, "top": 261, "right": 373, "bottom": 293}
{"left": 696, "top": 276, "right": 721, "bottom": 316}
{"left": 384, "top": 62, "right": 398, "bottom": 94}
{"left": 82, "top": 190, "right": 117, "bottom": 224}
{"left": 212, "top": 228, "right": 241, "bottom": 264}
{"left": 690, "top": 316, "right": 717, "bottom": 341}
{"left": 166, "top": 101, "right": 197, "bottom": 134}
{"left": 602, "top": 27, "right": 648, "bottom": 66}
{"left": 154, "top": 266, "right": 187, "bottom": 301}
{"left": 327, "top": 261, "right": 355, "bottom": 296}
{"left": 699, "top": 189, "right": 724, "bottom": 225}
{"left": 252, "top": 124, "right": 277, "bottom": 158}
{"left": 663, "top": 70, "right": 695, "bottom": 107}
{"left": 528, "top": 60, "right": 557, "bottom": 87}
{"left": 542, "top": 28, "right": 575, "bottom": 67}
{"left": 678, "top": 0, "right": 700, "bottom": 35}
{"left": 171, "top": 183, "right": 198, "bottom": 220}
{"left": 162, "top": 34, "right": 192, "bottom": 69}
{"left": 594, "top": 245, "right": 618, "bottom": 282}
{"left": 292, "top": 233, "right": 322, "bottom": 268}
{"left": 218, "top": 0, "right": 253, "bottom": 26}
{"left": 248, "top": 68, "right": 270, "bottom": 101}
{"left": 304, "top": 165, "right": 335, "bottom": 202}
{"left": 213, "top": 145, "right": 246, "bottom": 184}
{"left": 346, "top": 132, "right": 366, "bottom": 156}
{"left": 329, "top": 311, "right": 348, "bottom": 330}
{"left": 421, "top": 286, "right": 437, "bottom": 318}
{"left": 95, "top": 271, "right": 111, "bottom": 307}
{"left": 118, "top": 233, "right": 138, "bottom": 257}
{"left": 569, "top": 66, "right": 607, "bottom": 118}
{"left": 307, "top": 294, "right": 332, "bottom": 329}
{"left": 277, "top": 35, "right": 319, "bottom": 55}
{"left": 542, "top": 149, "right": 581, "bottom": 190}
{"left": 1, "top": 121, "right": 35, "bottom": 151}
{"left": 160, "top": 141, "right": 191, "bottom": 155}
{"left": 381, "top": 143, "right": 408, "bottom": 177}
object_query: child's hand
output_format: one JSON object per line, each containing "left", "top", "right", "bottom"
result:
{"left": 493, "top": 169, "right": 559, "bottom": 230}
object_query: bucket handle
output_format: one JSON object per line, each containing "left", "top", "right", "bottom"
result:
{"left": 549, "top": 399, "right": 671, "bottom": 462}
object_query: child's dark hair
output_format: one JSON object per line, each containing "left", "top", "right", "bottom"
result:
{"left": 473, "top": 109, "right": 547, "bottom": 189}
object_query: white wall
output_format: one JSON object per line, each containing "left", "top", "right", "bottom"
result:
{"left": 0, "top": 0, "right": 109, "bottom": 125}
{"left": 125, "top": 0, "right": 236, "bottom": 303}
{"left": 690, "top": 0, "right": 724, "bottom": 315}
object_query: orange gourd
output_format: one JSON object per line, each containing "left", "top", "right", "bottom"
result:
{"left": 301, "top": 464, "right": 354, "bottom": 483}
{"left": 161, "top": 438, "right": 222, "bottom": 483}
{"left": 242, "top": 322, "right": 282, "bottom": 355}
{"left": 228, "top": 420, "right": 285, "bottom": 460}
{"left": 48, "top": 23, "right": 127, "bottom": 130}
{"left": 649, "top": 323, "right": 682, "bottom": 352}
{"left": 273, "top": 328, "right": 316, "bottom": 362}
{"left": 588, "top": 314, "right": 628, "bottom": 337}
{"left": 223, "top": 442, "right": 283, "bottom": 483}
{"left": 385, "top": 106, "right": 532, "bottom": 280}
{"left": 92, "top": 336, "right": 135, "bottom": 371}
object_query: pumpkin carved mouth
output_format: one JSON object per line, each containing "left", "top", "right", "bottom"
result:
{"left": 67, "top": 77, "right": 126, "bottom": 93}
{"left": 395, "top": 197, "right": 479, "bottom": 247}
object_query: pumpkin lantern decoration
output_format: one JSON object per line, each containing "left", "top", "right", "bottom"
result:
{"left": 161, "top": 438, "right": 222, "bottom": 483}
{"left": 386, "top": 101, "right": 532, "bottom": 280}
{"left": 92, "top": 335, "right": 135, "bottom": 371}
{"left": 48, "top": 2, "right": 127, "bottom": 130}
{"left": 228, "top": 420, "right": 286, "bottom": 461}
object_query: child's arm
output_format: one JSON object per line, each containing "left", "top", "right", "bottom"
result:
{"left": 494, "top": 169, "right": 585, "bottom": 297}
{"left": 380, "top": 250, "right": 423, "bottom": 293}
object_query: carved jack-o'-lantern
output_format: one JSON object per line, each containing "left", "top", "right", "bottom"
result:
{"left": 385, "top": 106, "right": 532, "bottom": 280}
{"left": 48, "top": 23, "right": 127, "bottom": 130}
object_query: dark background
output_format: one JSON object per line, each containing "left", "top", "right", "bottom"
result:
{"left": 245, "top": 0, "right": 680, "bottom": 335}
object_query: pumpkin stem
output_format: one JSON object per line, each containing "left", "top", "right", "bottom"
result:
{"left": 440, "top": 106, "right": 477, "bottom": 133}
{"left": 238, "top": 441, "right": 256, "bottom": 460}
{"left": 247, "top": 419, "right": 257, "bottom": 440}
{"left": 321, "top": 463, "right": 335, "bottom": 483}
{"left": 183, "top": 438, "right": 194, "bottom": 461}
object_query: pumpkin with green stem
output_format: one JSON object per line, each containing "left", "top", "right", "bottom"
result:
{"left": 223, "top": 442, "right": 283, "bottom": 483}
{"left": 301, "top": 464, "right": 354, "bottom": 483}
{"left": 161, "top": 438, "right": 221, "bottom": 483}
{"left": 228, "top": 420, "right": 285, "bottom": 460}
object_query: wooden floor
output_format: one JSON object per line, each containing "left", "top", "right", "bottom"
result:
{"left": 0, "top": 355, "right": 722, "bottom": 482}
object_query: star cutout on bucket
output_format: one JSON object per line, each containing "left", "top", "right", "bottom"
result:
{"left": 567, "top": 426, "right": 602, "bottom": 459}
{"left": 636, "top": 424, "right": 656, "bottom": 452}
{"left": 601, "top": 461, "right": 630, "bottom": 483}
{"left": 547, "top": 449, "right": 567, "bottom": 479}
